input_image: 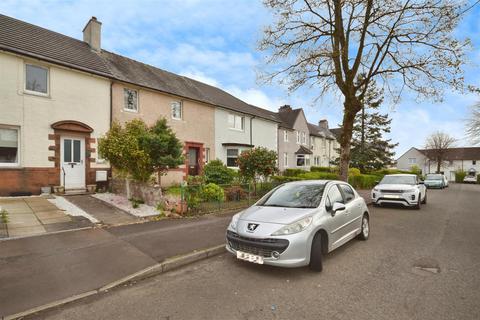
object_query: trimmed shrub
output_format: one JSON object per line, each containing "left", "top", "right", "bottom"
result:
{"left": 298, "top": 171, "right": 339, "bottom": 180}
{"left": 203, "top": 160, "right": 236, "bottom": 185}
{"left": 348, "top": 168, "right": 361, "bottom": 176}
{"left": 348, "top": 174, "right": 379, "bottom": 189}
{"left": 455, "top": 170, "right": 467, "bottom": 183}
{"left": 310, "top": 166, "right": 333, "bottom": 173}
{"left": 283, "top": 168, "right": 305, "bottom": 177}
{"left": 272, "top": 175, "right": 303, "bottom": 183}
{"left": 477, "top": 174, "right": 480, "bottom": 184}
{"left": 200, "top": 183, "right": 225, "bottom": 202}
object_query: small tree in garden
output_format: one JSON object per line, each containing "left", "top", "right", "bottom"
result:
{"left": 99, "top": 118, "right": 183, "bottom": 186}
{"left": 237, "top": 147, "right": 277, "bottom": 194}
{"left": 138, "top": 118, "right": 184, "bottom": 184}
{"left": 98, "top": 120, "right": 151, "bottom": 182}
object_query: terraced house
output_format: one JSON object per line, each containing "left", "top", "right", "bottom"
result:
{"left": 0, "top": 14, "right": 340, "bottom": 195}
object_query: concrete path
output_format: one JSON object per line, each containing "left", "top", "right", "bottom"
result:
{"left": 0, "top": 212, "right": 234, "bottom": 318}
{"left": 66, "top": 195, "right": 137, "bottom": 226}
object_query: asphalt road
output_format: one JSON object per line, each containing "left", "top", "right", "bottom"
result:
{"left": 34, "top": 184, "right": 480, "bottom": 320}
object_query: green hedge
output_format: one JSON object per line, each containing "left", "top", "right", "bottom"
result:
{"left": 310, "top": 166, "right": 336, "bottom": 173}
{"left": 478, "top": 175, "right": 480, "bottom": 184}
{"left": 298, "top": 171, "right": 339, "bottom": 180}
{"left": 348, "top": 174, "right": 380, "bottom": 189}
{"left": 455, "top": 170, "right": 466, "bottom": 183}
{"left": 283, "top": 168, "right": 306, "bottom": 177}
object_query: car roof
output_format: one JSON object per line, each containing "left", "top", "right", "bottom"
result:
{"left": 384, "top": 174, "right": 416, "bottom": 177}
{"left": 285, "top": 180, "right": 349, "bottom": 185}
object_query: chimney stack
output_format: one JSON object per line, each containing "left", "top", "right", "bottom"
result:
{"left": 83, "top": 16, "right": 102, "bottom": 51}
{"left": 279, "top": 105, "right": 292, "bottom": 112}
{"left": 319, "top": 119, "right": 329, "bottom": 129}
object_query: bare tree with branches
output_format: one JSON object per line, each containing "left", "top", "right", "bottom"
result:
{"left": 259, "top": 0, "right": 470, "bottom": 180}
{"left": 466, "top": 102, "right": 480, "bottom": 145}
{"left": 424, "top": 131, "right": 456, "bottom": 173}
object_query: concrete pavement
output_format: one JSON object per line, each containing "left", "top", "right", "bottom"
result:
{"left": 33, "top": 184, "right": 480, "bottom": 320}
{"left": 0, "top": 212, "right": 234, "bottom": 318}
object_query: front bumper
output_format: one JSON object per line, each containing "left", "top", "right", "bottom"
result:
{"left": 226, "top": 230, "right": 311, "bottom": 267}
{"left": 371, "top": 191, "right": 418, "bottom": 206}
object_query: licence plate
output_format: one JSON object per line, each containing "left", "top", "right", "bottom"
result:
{"left": 236, "top": 251, "right": 264, "bottom": 264}
{"left": 384, "top": 194, "right": 401, "bottom": 199}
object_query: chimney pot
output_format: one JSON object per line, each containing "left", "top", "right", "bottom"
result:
{"left": 83, "top": 16, "right": 102, "bottom": 51}
{"left": 279, "top": 105, "right": 292, "bottom": 112}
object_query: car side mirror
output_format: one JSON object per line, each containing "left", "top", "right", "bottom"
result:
{"left": 331, "top": 202, "right": 346, "bottom": 216}
{"left": 419, "top": 181, "right": 425, "bottom": 185}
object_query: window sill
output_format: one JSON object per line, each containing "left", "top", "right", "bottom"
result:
{"left": 171, "top": 117, "right": 183, "bottom": 121}
{"left": 123, "top": 108, "right": 138, "bottom": 113}
{"left": 228, "top": 128, "right": 244, "bottom": 132}
{"left": 24, "top": 90, "right": 50, "bottom": 98}
{"left": 0, "top": 165, "right": 23, "bottom": 170}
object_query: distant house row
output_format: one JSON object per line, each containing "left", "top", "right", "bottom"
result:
{"left": 0, "top": 15, "right": 339, "bottom": 196}
{"left": 396, "top": 147, "right": 480, "bottom": 181}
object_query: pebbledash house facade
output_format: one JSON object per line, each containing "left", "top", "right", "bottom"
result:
{"left": 0, "top": 14, "right": 340, "bottom": 196}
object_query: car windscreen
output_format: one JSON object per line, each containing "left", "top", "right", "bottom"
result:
{"left": 257, "top": 183, "right": 326, "bottom": 209}
{"left": 380, "top": 176, "right": 416, "bottom": 185}
{"left": 425, "top": 174, "right": 443, "bottom": 180}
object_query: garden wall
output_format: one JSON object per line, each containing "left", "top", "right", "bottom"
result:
{"left": 111, "top": 178, "right": 163, "bottom": 206}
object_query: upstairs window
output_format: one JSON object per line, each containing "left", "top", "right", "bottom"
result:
{"left": 283, "top": 130, "right": 288, "bottom": 142}
{"left": 302, "top": 132, "right": 306, "bottom": 144}
{"left": 283, "top": 152, "right": 288, "bottom": 167}
{"left": 205, "top": 148, "right": 210, "bottom": 163}
{"left": 0, "top": 127, "right": 19, "bottom": 166}
{"left": 227, "top": 149, "right": 239, "bottom": 167}
{"left": 25, "top": 64, "right": 48, "bottom": 95}
{"left": 473, "top": 160, "right": 476, "bottom": 165}
{"left": 296, "top": 131, "right": 300, "bottom": 144}
{"left": 408, "top": 158, "right": 416, "bottom": 164}
{"left": 171, "top": 101, "right": 183, "bottom": 120}
{"left": 228, "top": 114, "right": 244, "bottom": 131}
{"left": 124, "top": 88, "right": 138, "bottom": 112}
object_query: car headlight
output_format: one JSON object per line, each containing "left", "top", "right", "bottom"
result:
{"left": 403, "top": 188, "right": 416, "bottom": 193}
{"left": 373, "top": 187, "right": 379, "bottom": 192}
{"left": 271, "top": 216, "right": 313, "bottom": 236}
{"left": 229, "top": 213, "right": 240, "bottom": 230}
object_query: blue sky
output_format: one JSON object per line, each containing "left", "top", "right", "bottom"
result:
{"left": 1, "top": 0, "right": 479, "bottom": 157}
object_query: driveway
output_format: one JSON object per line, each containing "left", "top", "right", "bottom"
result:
{"left": 35, "top": 183, "right": 480, "bottom": 320}
{"left": 0, "top": 197, "right": 91, "bottom": 238}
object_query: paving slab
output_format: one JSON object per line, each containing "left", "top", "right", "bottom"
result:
{"left": 39, "top": 215, "right": 72, "bottom": 224}
{"left": 8, "top": 225, "right": 46, "bottom": 237}
{"left": 35, "top": 210, "right": 70, "bottom": 220}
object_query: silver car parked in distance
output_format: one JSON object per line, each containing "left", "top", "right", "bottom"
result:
{"left": 371, "top": 174, "right": 427, "bottom": 209}
{"left": 226, "top": 180, "right": 370, "bottom": 272}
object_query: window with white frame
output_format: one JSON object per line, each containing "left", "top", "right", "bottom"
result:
{"left": 302, "top": 132, "right": 306, "bottom": 144}
{"left": 473, "top": 160, "right": 476, "bottom": 165}
{"left": 314, "top": 156, "right": 320, "bottom": 166}
{"left": 322, "top": 139, "right": 327, "bottom": 150}
{"left": 0, "top": 127, "right": 19, "bottom": 166}
{"left": 205, "top": 148, "right": 210, "bottom": 163}
{"left": 283, "top": 130, "right": 288, "bottom": 142}
{"left": 408, "top": 158, "right": 416, "bottom": 164}
{"left": 25, "top": 64, "right": 48, "bottom": 95}
{"left": 227, "top": 148, "right": 239, "bottom": 167}
{"left": 296, "top": 131, "right": 300, "bottom": 144}
{"left": 283, "top": 152, "right": 288, "bottom": 167}
{"left": 305, "top": 155, "right": 310, "bottom": 166}
{"left": 296, "top": 154, "right": 305, "bottom": 166}
{"left": 171, "top": 101, "right": 183, "bottom": 120}
{"left": 123, "top": 88, "right": 138, "bottom": 112}
{"left": 228, "top": 114, "right": 244, "bottom": 131}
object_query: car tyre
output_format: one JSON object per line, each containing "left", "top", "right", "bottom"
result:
{"left": 358, "top": 214, "right": 369, "bottom": 241}
{"left": 414, "top": 196, "right": 421, "bottom": 210}
{"left": 422, "top": 192, "right": 427, "bottom": 204}
{"left": 309, "top": 233, "right": 323, "bottom": 272}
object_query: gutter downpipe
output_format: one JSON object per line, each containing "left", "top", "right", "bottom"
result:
{"left": 109, "top": 82, "right": 113, "bottom": 127}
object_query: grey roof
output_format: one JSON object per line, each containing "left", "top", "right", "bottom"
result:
{"left": 277, "top": 108, "right": 302, "bottom": 129}
{"left": 330, "top": 128, "right": 342, "bottom": 140}
{"left": 420, "top": 147, "right": 480, "bottom": 161}
{"left": 295, "top": 145, "right": 313, "bottom": 155}
{"left": 0, "top": 14, "right": 280, "bottom": 122}
{"left": 100, "top": 51, "right": 280, "bottom": 122}
{"left": 0, "top": 14, "right": 111, "bottom": 77}
{"left": 307, "top": 122, "right": 336, "bottom": 140}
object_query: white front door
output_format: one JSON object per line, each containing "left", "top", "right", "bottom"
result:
{"left": 61, "top": 136, "right": 85, "bottom": 189}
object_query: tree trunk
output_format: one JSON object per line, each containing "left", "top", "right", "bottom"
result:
{"left": 437, "top": 158, "right": 441, "bottom": 173}
{"left": 339, "top": 105, "right": 357, "bottom": 181}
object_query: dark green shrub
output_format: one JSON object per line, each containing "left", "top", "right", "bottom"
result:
{"left": 283, "top": 168, "right": 305, "bottom": 177}
{"left": 348, "top": 174, "right": 379, "bottom": 189}
{"left": 298, "top": 171, "right": 339, "bottom": 180}
{"left": 199, "top": 183, "right": 225, "bottom": 202}
{"left": 272, "top": 175, "right": 303, "bottom": 183}
{"left": 348, "top": 168, "right": 361, "bottom": 176}
{"left": 203, "top": 159, "right": 236, "bottom": 185}
{"left": 310, "top": 166, "right": 334, "bottom": 173}
{"left": 455, "top": 170, "right": 467, "bottom": 183}
{"left": 129, "top": 197, "right": 144, "bottom": 208}
{"left": 0, "top": 209, "right": 8, "bottom": 224}
{"left": 477, "top": 175, "right": 480, "bottom": 184}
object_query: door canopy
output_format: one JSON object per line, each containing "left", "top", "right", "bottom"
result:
{"left": 51, "top": 120, "right": 93, "bottom": 133}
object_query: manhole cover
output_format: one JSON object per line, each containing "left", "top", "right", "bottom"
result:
{"left": 412, "top": 257, "right": 441, "bottom": 274}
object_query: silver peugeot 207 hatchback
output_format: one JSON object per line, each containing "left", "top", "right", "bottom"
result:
{"left": 226, "top": 180, "right": 370, "bottom": 272}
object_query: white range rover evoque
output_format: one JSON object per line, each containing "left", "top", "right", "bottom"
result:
{"left": 371, "top": 174, "right": 427, "bottom": 209}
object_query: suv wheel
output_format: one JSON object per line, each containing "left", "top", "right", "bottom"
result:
{"left": 422, "top": 192, "right": 427, "bottom": 204}
{"left": 414, "top": 196, "right": 421, "bottom": 210}
{"left": 358, "top": 214, "right": 369, "bottom": 240}
{"left": 309, "top": 233, "right": 323, "bottom": 272}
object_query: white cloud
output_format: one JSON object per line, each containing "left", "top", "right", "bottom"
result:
{"left": 225, "top": 86, "right": 286, "bottom": 111}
